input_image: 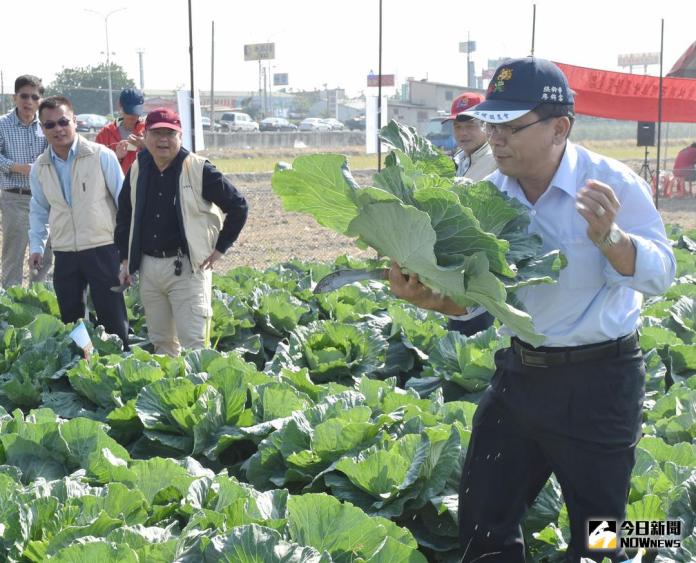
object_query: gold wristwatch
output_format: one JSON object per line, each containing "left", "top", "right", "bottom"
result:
{"left": 596, "top": 225, "right": 622, "bottom": 250}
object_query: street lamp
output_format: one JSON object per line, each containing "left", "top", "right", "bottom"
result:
{"left": 85, "top": 7, "right": 126, "bottom": 116}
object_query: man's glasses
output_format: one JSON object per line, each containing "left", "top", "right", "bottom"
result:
{"left": 18, "top": 93, "right": 40, "bottom": 101}
{"left": 484, "top": 116, "right": 554, "bottom": 138}
{"left": 41, "top": 117, "right": 72, "bottom": 130}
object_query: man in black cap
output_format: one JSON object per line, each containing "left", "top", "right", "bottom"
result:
{"left": 389, "top": 57, "right": 675, "bottom": 562}
{"left": 96, "top": 87, "right": 146, "bottom": 173}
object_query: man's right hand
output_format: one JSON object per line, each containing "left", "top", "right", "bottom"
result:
{"left": 10, "top": 163, "right": 31, "bottom": 176}
{"left": 114, "top": 140, "right": 129, "bottom": 160}
{"left": 29, "top": 253, "right": 43, "bottom": 274}
{"left": 119, "top": 260, "right": 132, "bottom": 286}
{"left": 388, "top": 260, "right": 468, "bottom": 316}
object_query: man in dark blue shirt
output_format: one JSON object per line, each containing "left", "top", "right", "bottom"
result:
{"left": 115, "top": 107, "right": 248, "bottom": 355}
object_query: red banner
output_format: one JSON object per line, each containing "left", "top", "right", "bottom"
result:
{"left": 554, "top": 62, "right": 696, "bottom": 123}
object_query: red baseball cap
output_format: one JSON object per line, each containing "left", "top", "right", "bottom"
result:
{"left": 145, "top": 107, "right": 182, "bottom": 132}
{"left": 442, "top": 92, "right": 485, "bottom": 122}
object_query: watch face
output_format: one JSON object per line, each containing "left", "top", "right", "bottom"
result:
{"left": 609, "top": 226, "right": 622, "bottom": 244}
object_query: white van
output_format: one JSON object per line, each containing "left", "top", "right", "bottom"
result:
{"left": 219, "top": 112, "right": 259, "bottom": 132}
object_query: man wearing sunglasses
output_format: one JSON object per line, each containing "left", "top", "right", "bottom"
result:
{"left": 0, "top": 75, "right": 53, "bottom": 288}
{"left": 389, "top": 58, "right": 675, "bottom": 562}
{"left": 28, "top": 96, "right": 129, "bottom": 350}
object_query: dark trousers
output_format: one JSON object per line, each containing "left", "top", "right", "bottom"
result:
{"left": 53, "top": 244, "right": 129, "bottom": 349}
{"left": 448, "top": 311, "right": 494, "bottom": 336}
{"left": 458, "top": 343, "right": 645, "bottom": 563}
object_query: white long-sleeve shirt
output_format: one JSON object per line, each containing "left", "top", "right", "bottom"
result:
{"left": 489, "top": 142, "right": 675, "bottom": 346}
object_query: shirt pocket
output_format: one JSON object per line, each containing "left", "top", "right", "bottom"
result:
{"left": 560, "top": 239, "right": 605, "bottom": 289}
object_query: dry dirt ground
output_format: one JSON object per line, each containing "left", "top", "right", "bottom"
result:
{"left": 218, "top": 170, "right": 377, "bottom": 271}
{"left": 217, "top": 172, "right": 696, "bottom": 271}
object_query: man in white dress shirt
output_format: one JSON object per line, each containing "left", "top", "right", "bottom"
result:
{"left": 389, "top": 57, "right": 675, "bottom": 562}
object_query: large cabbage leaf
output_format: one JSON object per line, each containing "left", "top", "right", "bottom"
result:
{"left": 271, "top": 121, "right": 566, "bottom": 345}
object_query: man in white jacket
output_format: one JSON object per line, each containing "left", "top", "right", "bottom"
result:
{"left": 444, "top": 92, "right": 496, "bottom": 181}
{"left": 443, "top": 92, "right": 497, "bottom": 334}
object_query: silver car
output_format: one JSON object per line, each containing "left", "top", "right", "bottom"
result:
{"left": 299, "top": 118, "right": 332, "bottom": 132}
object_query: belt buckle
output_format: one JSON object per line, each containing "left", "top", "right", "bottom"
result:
{"left": 520, "top": 349, "right": 549, "bottom": 368}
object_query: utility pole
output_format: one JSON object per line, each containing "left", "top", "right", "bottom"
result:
{"left": 210, "top": 21, "right": 215, "bottom": 126}
{"left": 262, "top": 67, "right": 268, "bottom": 116}
{"left": 0, "top": 71, "right": 5, "bottom": 114}
{"left": 466, "top": 31, "right": 471, "bottom": 87}
{"left": 187, "top": 0, "right": 196, "bottom": 151}
{"left": 136, "top": 49, "right": 145, "bottom": 90}
{"left": 258, "top": 60, "right": 262, "bottom": 116}
{"left": 85, "top": 8, "right": 125, "bottom": 116}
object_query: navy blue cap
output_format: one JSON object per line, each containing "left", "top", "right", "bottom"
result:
{"left": 119, "top": 88, "right": 145, "bottom": 116}
{"left": 464, "top": 58, "right": 574, "bottom": 123}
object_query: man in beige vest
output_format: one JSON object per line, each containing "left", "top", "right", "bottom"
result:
{"left": 115, "top": 107, "right": 248, "bottom": 356}
{"left": 28, "top": 96, "right": 129, "bottom": 348}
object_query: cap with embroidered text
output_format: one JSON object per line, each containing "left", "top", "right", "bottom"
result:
{"left": 463, "top": 57, "right": 574, "bottom": 124}
{"left": 442, "top": 92, "right": 485, "bottom": 122}
{"left": 119, "top": 88, "right": 145, "bottom": 116}
{"left": 145, "top": 107, "right": 182, "bottom": 132}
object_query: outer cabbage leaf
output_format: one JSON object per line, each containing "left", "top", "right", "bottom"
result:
{"left": 271, "top": 154, "right": 360, "bottom": 233}
{"left": 202, "top": 524, "right": 332, "bottom": 562}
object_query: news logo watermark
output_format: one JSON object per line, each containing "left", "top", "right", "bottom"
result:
{"left": 586, "top": 519, "right": 683, "bottom": 552}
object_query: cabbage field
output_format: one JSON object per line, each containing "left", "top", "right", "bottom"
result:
{"left": 1, "top": 125, "right": 696, "bottom": 562}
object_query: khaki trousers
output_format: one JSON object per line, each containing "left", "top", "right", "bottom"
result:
{"left": 140, "top": 254, "right": 212, "bottom": 356}
{"left": 1, "top": 190, "right": 53, "bottom": 288}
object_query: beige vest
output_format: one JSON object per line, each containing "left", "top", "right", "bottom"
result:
{"left": 129, "top": 152, "right": 223, "bottom": 272}
{"left": 455, "top": 142, "right": 497, "bottom": 181}
{"left": 34, "top": 136, "right": 117, "bottom": 252}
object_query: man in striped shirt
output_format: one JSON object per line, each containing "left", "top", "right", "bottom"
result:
{"left": 0, "top": 75, "right": 53, "bottom": 287}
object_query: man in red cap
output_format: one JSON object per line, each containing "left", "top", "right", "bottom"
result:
{"left": 445, "top": 92, "right": 496, "bottom": 180}
{"left": 115, "top": 107, "right": 248, "bottom": 356}
{"left": 442, "top": 92, "right": 497, "bottom": 335}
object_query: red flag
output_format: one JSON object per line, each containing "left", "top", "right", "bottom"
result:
{"left": 555, "top": 62, "right": 696, "bottom": 123}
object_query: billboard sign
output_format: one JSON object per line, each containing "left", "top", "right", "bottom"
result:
{"left": 273, "top": 73, "right": 289, "bottom": 86}
{"left": 367, "top": 74, "right": 395, "bottom": 87}
{"left": 618, "top": 53, "right": 659, "bottom": 67}
{"left": 244, "top": 43, "right": 275, "bottom": 61}
{"left": 459, "top": 41, "right": 477, "bottom": 54}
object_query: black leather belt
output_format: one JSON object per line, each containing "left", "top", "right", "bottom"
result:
{"left": 511, "top": 332, "right": 639, "bottom": 368}
{"left": 144, "top": 248, "right": 185, "bottom": 258}
{"left": 4, "top": 188, "right": 31, "bottom": 195}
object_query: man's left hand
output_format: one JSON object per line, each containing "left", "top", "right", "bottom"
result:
{"left": 127, "top": 133, "right": 144, "bottom": 149}
{"left": 200, "top": 250, "right": 223, "bottom": 270}
{"left": 575, "top": 179, "right": 620, "bottom": 243}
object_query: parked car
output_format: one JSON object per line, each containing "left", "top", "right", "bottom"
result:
{"left": 299, "top": 118, "right": 332, "bottom": 132}
{"left": 321, "top": 118, "right": 344, "bottom": 131}
{"left": 76, "top": 114, "right": 109, "bottom": 132}
{"left": 201, "top": 116, "right": 221, "bottom": 132}
{"left": 344, "top": 115, "right": 366, "bottom": 131}
{"left": 259, "top": 117, "right": 297, "bottom": 132}
{"left": 424, "top": 117, "right": 456, "bottom": 154}
{"left": 219, "top": 112, "right": 259, "bottom": 132}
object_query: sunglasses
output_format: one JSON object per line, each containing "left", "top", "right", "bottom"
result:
{"left": 18, "top": 93, "right": 40, "bottom": 101}
{"left": 41, "top": 117, "right": 72, "bottom": 130}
